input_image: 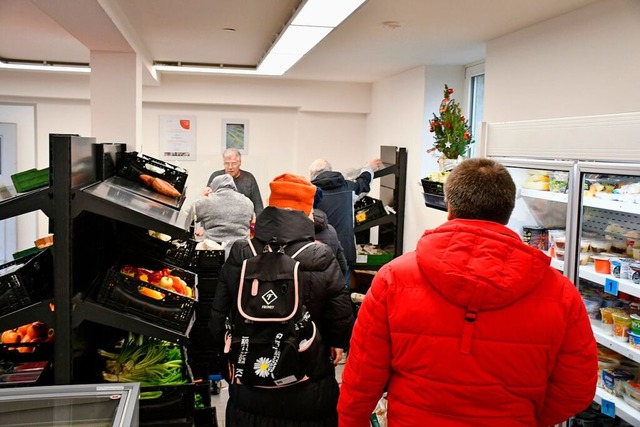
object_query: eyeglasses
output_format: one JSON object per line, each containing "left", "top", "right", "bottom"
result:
{"left": 224, "top": 161, "right": 240, "bottom": 167}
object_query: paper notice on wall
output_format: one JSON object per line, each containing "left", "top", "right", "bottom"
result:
{"left": 159, "top": 115, "right": 196, "bottom": 161}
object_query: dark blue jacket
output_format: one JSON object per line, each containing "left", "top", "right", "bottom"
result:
{"left": 312, "top": 169, "right": 373, "bottom": 265}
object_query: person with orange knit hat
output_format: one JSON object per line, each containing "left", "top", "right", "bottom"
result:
{"left": 209, "top": 172, "right": 354, "bottom": 426}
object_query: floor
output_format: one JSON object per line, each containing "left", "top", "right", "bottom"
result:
{"left": 210, "top": 361, "right": 346, "bottom": 426}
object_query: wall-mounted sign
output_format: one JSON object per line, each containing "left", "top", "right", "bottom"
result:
{"left": 159, "top": 115, "right": 196, "bottom": 161}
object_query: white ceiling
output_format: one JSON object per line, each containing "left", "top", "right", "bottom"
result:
{"left": 0, "top": 0, "right": 600, "bottom": 84}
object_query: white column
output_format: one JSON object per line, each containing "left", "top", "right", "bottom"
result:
{"left": 90, "top": 51, "right": 141, "bottom": 151}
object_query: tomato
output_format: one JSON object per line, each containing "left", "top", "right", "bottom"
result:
{"left": 148, "top": 271, "right": 164, "bottom": 285}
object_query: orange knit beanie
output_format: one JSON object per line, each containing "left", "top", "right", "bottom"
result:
{"left": 268, "top": 173, "right": 316, "bottom": 215}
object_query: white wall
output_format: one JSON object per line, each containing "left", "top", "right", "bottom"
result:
{"left": 0, "top": 103, "right": 38, "bottom": 251}
{"left": 0, "top": 74, "right": 371, "bottom": 252}
{"left": 484, "top": 0, "right": 640, "bottom": 122}
{"left": 367, "top": 65, "right": 465, "bottom": 253}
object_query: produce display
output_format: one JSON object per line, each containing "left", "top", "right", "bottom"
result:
{"left": 120, "top": 264, "right": 194, "bottom": 299}
{"left": 1, "top": 321, "right": 54, "bottom": 352}
{"left": 98, "top": 332, "right": 187, "bottom": 386}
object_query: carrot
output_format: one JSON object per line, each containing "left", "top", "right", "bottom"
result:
{"left": 139, "top": 174, "right": 181, "bottom": 198}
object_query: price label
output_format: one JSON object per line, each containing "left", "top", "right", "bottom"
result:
{"left": 600, "top": 398, "right": 615, "bottom": 418}
{"left": 604, "top": 278, "right": 619, "bottom": 296}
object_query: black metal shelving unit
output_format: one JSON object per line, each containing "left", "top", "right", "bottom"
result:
{"left": 0, "top": 134, "right": 193, "bottom": 384}
{"left": 354, "top": 145, "right": 407, "bottom": 263}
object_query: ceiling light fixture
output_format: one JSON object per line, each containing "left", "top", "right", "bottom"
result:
{"left": 0, "top": 57, "right": 90, "bottom": 73}
{"left": 154, "top": 0, "right": 367, "bottom": 76}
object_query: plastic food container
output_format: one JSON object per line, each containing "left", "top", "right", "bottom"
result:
{"left": 623, "top": 393, "right": 640, "bottom": 411}
{"left": 612, "top": 311, "right": 631, "bottom": 342}
{"left": 612, "top": 258, "right": 634, "bottom": 280}
{"left": 630, "top": 330, "right": 640, "bottom": 349}
{"left": 610, "top": 238, "right": 628, "bottom": 254}
{"left": 631, "top": 314, "right": 640, "bottom": 335}
{"left": 580, "top": 239, "right": 592, "bottom": 253}
{"left": 555, "top": 249, "right": 565, "bottom": 261}
{"left": 601, "top": 307, "right": 622, "bottom": 336}
{"left": 591, "top": 240, "right": 613, "bottom": 253}
{"left": 593, "top": 256, "right": 612, "bottom": 274}
{"left": 603, "top": 369, "right": 635, "bottom": 396}
{"left": 598, "top": 356, "right": 621, "bottom": 388}
{"left": 554, "top": 236, "right": 566, "bottom": 250}
{"left": 580, "top": 252, "right": 592, "bottom": 266}
{"left": 549, "top": 171, "right": 569, "bottom": 193}
{"left": 623, "top": 380, "right": 640, "bottom": 400}
{"left": 583, "top": 298, "right": 601, "bottom": 319}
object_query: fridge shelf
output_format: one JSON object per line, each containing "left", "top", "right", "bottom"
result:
{"left": 592, "top": 321, "right": 640, "bottom": 363}
{"left": 520, "top": 187, "right": 640, "bottom": 216}
{"left": 580, "top": 264, "right": 640, "bottom": 299}
{"left": 594, "top": 387, "right": 640, "bottom": 426}
{"left": 520, "top": 188, "right": 568, "bottom": 203}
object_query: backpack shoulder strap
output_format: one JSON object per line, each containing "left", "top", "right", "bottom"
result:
{"left": 247, "top": 238, "right": 258, "bottom": 257}
{"left": 290, "top": 241, "right": 316, "bottom": 259}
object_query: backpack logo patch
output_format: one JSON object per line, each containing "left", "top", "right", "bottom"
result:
{"left": 262, "top": 289, "right": 278, "bottom": 306}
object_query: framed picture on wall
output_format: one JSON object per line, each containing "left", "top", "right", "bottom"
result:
{"left": 159, "top": 115, "right": 197, "bottom": 161}
{"left": 222, "top": 119, "right": 249, "bottom": 154}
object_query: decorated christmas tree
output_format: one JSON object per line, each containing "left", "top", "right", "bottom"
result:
{"left": 427, "top": 85, "right": 474, "bottom": 159}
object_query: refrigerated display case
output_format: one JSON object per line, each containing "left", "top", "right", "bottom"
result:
{"left": 480, "top": 111, "right": 640, "bottom": 426}
{"left": 0, "top": 382, "right": 140, "bottom": 426}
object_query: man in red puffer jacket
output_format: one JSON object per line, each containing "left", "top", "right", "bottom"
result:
{"left": 338, "top": 158, "right": 598, "bottom": 427}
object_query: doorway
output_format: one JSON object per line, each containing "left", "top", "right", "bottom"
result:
{"left": 0, "top": 122, "right": 17, "bottom": 262}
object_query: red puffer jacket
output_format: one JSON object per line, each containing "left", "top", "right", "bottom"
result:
{"left": 338, "top": 219, "right": 598, "bottom": 427}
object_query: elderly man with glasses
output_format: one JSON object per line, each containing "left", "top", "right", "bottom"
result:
{"left": 204, "top": 148, "right": 264, "bottom": 216}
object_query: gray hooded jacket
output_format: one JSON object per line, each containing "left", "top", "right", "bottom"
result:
{"left": 193, "top": 174, "right": 254, "bottom": 258}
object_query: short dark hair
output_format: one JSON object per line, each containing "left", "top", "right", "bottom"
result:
{"left": 444, "top": 158, "right": 516, "bottom": 225}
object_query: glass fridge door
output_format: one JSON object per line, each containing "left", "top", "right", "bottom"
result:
{"left": 0, "top": 383, "right": 140, "bottom": 426}
{"left": 498, "top": 159, "right": 575, "bottom": 277}
{"left": 574, "top": 161, "right": 640, "bottom": 425}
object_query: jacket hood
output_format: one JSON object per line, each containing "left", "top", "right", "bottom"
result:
{"left": 254, "top": 206, "right": 315, "bottom": 245}
{"left": 311, "top": 171, "right": 346, "bottom": 191}
{"left": 416, "top": 219, "right": 552, "bottom": 311}
{"left": 312, "top": 208, "right": 329, "bottom": 233}
{"left": 210, "top": 173, "right": 237, "bottom": 193}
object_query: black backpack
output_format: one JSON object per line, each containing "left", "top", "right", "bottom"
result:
{"left": 225, "top": 239, "right": 321, "bottom": 388}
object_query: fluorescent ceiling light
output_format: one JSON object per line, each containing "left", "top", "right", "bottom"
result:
{"left": 155, "top": 0, "right": 367, "bottom": 77}
{"left": 153, "top": 64, "right": 266, "bottom": 75}
{"left": 0, "top": 60, "right": 90, "bottom": 73}
{"left": 291, "top": 0, "right": 367, "bottom": 27}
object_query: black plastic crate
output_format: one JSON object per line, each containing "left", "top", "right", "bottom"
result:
{"left": 421, "top": 178, "right": 444, "bottom": 196}
{"left": 96, "top": 262, "right": 197, "bottom": 333}
{"left": 120, "top": 227, "right": 224, "bottom": 273}
{"left": 139, "top": 382, "right": 195, "bottom": 425}
{"left": 194, "top": 407, "right": 218, "bottom": 427}
{"left": 354, "top": 196, "right": 387, "bottom": 225}
{"left": 421, "top": 178, "right": 447, "bottom": 211}
{"left": 117, "top": 151, "right": 188, "bottom": 194}
{"left": 0, "top": 249, "right": 53, "bottom": 316}
{"left": 0, "top": 342, "right": 54, "bottom": 388}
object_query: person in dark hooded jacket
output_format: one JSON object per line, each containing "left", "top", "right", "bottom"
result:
{"left": 309, "top": 158, "right": 382, "bottom": 289}
{"left": 313, "top": 208, "right": 348, "bottom": 279}
{"left": 209, "top": 173, "right": 354, "bottom": 427}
